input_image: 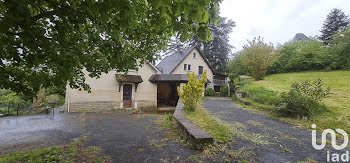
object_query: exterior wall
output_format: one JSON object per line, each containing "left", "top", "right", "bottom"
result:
{"left": 65, "top": 70, "right": 119, "bottom": 112}
{"left": 126, "top": 63, "right": 158, "bottom": 110}
{"left": 65, "top": 63, "right": 158, "bottom": 112}
{"left": 171, "top": 48, "right": 214, "bottom": 89}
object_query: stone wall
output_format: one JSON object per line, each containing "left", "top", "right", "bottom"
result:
{"left": 173, "top": 99, "right": 213, "bottom": 147}
{"left": 65, "top": 101, "right": 117, "bottom": 112}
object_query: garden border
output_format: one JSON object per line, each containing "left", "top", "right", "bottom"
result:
{"left": 173, "top": 99, "right": 214, "bottom": 145}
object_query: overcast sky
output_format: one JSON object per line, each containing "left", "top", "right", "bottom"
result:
{"left": 220, "top": 0, "right": 350, "bottom": 52}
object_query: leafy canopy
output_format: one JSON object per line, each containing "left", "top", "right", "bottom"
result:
{"left": 327, "top": 27, "right": 350, "bottom": 70}
{"left": 271, "top": 39, "right": 327, "bottom": 73}
{"left": 0, "top": 0, "right": 222, "bottom": 96}
{"left": 241, "top": 37, "right": 278, "bottom": 80}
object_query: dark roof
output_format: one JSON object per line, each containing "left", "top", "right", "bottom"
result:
{"left": 157, "top": 46, "right": 214, "bottom": 74}
{"left": 149, "top": 74, "right": 211, "bottom": 83}
{"left": 115, "top": 74, "right": 143, "bottom": 83}
{"left": 214, "top": 72, "right": 228, "bottom": 77}
{"left": 292, "top": 33, "right": 309, "bottom": 41}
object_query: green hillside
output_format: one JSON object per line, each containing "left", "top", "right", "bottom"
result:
{"left": 250, "top": 71, "right": 350, "bottom": 132}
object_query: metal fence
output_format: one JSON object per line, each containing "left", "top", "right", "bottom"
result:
{"left": 0, "top": 103, "right": 34, "bottom": 116}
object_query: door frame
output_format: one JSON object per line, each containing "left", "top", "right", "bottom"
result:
{"left": 121, "top": 83, "right": 135, "bottom": 101}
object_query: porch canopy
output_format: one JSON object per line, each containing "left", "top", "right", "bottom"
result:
{"left": 116, "top": 74, "right": 143, "bottom": 92}
{"left": 148, "top": 74, "right": 211, "bottom": 84}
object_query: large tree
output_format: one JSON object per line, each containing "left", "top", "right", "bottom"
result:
{"left": 328, "top": 27, "right": 350, "bottom": 70}
{"left": 166, "top": 17, "right": 235, "bottom": 73}
{"left": 0, "top": 0, "right": 222, "bottom": 96}
{"left": 241, "top": 37, "right": 278, "bottom": 80}
{"left": 197, "top": 18, "right": 235, "bottom": 73}
{"left": 319, "top": 8, "right": 349, "bottom": 44}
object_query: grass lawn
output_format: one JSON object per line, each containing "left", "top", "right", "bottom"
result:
{"left": 0, "top": 140, "right": 109, "bottom": 163}
{"left": 250, "top": 70, "right": 350, "bottom": 133}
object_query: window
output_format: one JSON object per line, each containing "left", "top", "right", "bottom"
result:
{"left": 198, "top": 66, "right": 203, "bottom": 74}
{"left": 184, "top": 64, "right": 187, "bottom": 70}
{"left": 193, "top": 53, "right": 196, "bottom": 58}
{"left": 214, "top": 86, "right": 221, "bottom": 93}
{"left": 188, "top": 64, "right": 191, "bottom": 71}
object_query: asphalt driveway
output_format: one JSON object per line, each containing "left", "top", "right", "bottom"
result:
{"left": 202, "top": 97, "right": 349, "bottom": 163}
{"left": 0, "top": 108, "right": 197, "bottom": 162}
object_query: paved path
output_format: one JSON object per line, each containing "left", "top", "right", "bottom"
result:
{"left": 0, "top": 108, "right": 197, "bottom": 162}
{"left": 202, "top": 97, "right": 349, "bottom": 163}
{"left": 0, "top": 106, "right": 83, "bottom": 154}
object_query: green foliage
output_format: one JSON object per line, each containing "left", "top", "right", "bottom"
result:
{"left": 0, "top": 140, "right": 108, "bottom": 162}
{"left": 220, "top": 86, "right": 228, "bottom": 97}
{"left": 197, "top": 18, "right": 235, "bottom": 72}
{"left": 0, "top": 89, "right": 25, "bottom": 104}
{"left": 204, "top": 88, "right": 215, "bottom": 96}
{"left": 278, "top": 90, "right": 327, "bottom": 118}
{"left": 227, "top": 51, "right": 250, "bottom": 75}
{"left": 290, "top": 77, "right": 331, "bottom": 101}
{"left": 178, "top": 70, "right": 207, "bottom": 111}
{"left": 43, "top": 94, "right": 65, "bottom": 107}
{"left": 228, "top": 73, "right": 239, "bottom": 82}
{"left": 241, "top": 37, "right": 278, "bottom": 80}
{"left": 270, "top": 40, "right": 328, "bottom": 73}
{"left": 0, "top": 0, "right": 222, "bottom": 96}
{"left": 319, "top": 8, "right": 349, "bottom": 45}
{"left": 233, "top": 78, "right": 249, "bottom": 91}
{"left": 277, "top": 78, "right": 330, "bottom": 117}
{"left": 327, "top": 27, "right": 350, "bottom": 70}
{"left": 240, "top": 85, "right": 280, "bottom": 105}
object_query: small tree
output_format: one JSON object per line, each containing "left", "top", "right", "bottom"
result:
{"left": 241, "top": 37, "right": 278, "bottom": 80}
{"left": 177, "top": 70, "right": 207, "bottom": 111}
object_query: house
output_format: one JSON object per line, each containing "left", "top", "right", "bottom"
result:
{"left": 65, "top": 46, "right": 229, "bottom": 112}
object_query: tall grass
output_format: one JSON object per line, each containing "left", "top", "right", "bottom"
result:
{"left": 240, "top": 84, "right": 280, "bottom": 106}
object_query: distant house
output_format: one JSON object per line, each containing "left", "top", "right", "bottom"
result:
{"left": 292, "top": 33, "right": 310, "bottom": 42}
{"left": 65, "top": 46, "right": 229, "bottom": 112}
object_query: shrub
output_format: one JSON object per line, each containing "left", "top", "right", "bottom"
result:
{"left": 277, "top": 77, "right": 330, "bottom": 117}
{"left": 233, "top": 78, "right": 249, "bottom": 91}
{"left": 204, "top": 88, "right": 215, "bottom": 96}
{"left": 43, "top": 94, "right": 65, "bottom": 107}
{"left": 277, "top": 91, "right": 327, "bottom": 117}
{"left": 220, "top": 86, "right": 228, "bottom": 97}
{"left": 178, "top": 70, "right": 207, "bottom": 111}
{"left": 240, "top": 85, "right": 280, "bottom": 105}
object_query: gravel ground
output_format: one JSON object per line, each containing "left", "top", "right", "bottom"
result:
{"left": 202, "top": 97, "right": 350, "bottom": 163}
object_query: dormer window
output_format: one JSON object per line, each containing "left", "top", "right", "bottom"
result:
{"left": 184, "top": 64, "right": 187, "bottom": 70}
{"left": 193, "top": 53, "right": 196, "bottom": 58}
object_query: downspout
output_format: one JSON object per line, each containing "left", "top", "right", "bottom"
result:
{"left": 67, "top": 86, "right": 70, "bottom": 113}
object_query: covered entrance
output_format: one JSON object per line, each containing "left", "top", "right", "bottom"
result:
{"left": 156, "top": 83, "right": 180, "bottom": 107}
{"left": 116, "top": 74, "right": 143, "bottom": 108}
{"left": 149, "top": 74, "right": 210, "bottom": 110}
{"left": 123, "top": 84, "right": 132, "bottom": 108}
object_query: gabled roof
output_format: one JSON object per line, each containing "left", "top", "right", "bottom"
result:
{"left": 157, "top": 46, "right": 214, "bottom": 74}
{"left": 146, "top": 61, "right": 162, "bottom": 74}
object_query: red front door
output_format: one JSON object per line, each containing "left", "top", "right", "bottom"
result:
{"left": 123, "top": 84, "right": 132, "bottom": 108}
